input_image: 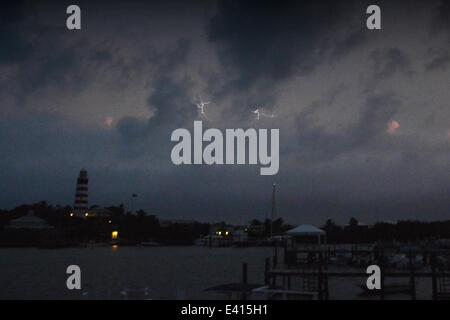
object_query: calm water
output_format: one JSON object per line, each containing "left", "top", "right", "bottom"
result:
{"left": 0, "top": 246, "right": 433, "bottom": 300}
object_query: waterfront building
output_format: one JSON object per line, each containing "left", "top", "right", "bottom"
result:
{"left": 6, "top": 211, "right": 53, "bottom": 230}
{"left": 233, "top": 228, "right": 249, "bottom": 243}
{"left": 89, "top": 207, "right": 113, "bottom": 217}
{"left": 286, "top": 224, "right": 326, "bottom": 246}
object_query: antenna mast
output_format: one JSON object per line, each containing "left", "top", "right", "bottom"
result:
{"left": 270, "top": 183, "right": 276, "bottom": 238}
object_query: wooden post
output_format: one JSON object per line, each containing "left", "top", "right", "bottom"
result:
{"left": 327, "top": 246, "right": 331, "bottom": 263}
{"left": 409, "top": 254, "right": 416, "bottom": 300}
{"left": 264, "top": 257, "right": 270, "bottom": 286}
{"left": 324, "top": 248, "right": 329, "bottom": 299}
{"left": 351, "top": 244, "right": 354, "bottom": 262}
{"left": 431, "top": 253, "right": 437, "bottom": 300}
{"left": 242, "top": 263, "right": 248, "bottom": 284}
{"left": 273, "top": 246, "right": 278, "bottom": 268}
{"left": 318, "top": 252, "right": 324, "bottom": 300}
{"left": 287, "top": 274, "right": 291, "bottom": 290}
{"left": 380, "top": 249, "right": 385, "bottom": 300}
{"left": 242, "top": 262, "right": 248, "bottom": 300}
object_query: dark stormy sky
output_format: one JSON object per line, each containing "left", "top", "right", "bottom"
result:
{"left": 1, "top": 0, "right": 450, "bottom": 225}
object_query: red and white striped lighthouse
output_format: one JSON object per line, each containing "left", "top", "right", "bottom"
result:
{"left": 73, "top": 169, "right": 89, "bottom": 217}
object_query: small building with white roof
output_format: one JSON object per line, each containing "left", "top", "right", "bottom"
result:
{"left": 6, "top": 211, "right": 53, "bottom": 230}
{"left": 286, "top": 224, "right": 326, "bottom": 246}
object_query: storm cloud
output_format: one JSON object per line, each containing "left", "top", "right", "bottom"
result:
{"left": 1, "top": 0, "right": 450, "bottom": 225}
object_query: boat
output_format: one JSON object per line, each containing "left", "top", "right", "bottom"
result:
{"left": 251, "top": 285, "right": 319, "bottom": 300}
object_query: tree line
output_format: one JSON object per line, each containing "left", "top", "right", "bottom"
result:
{"left": 1, "top": 202, "right": 450, "bottom": 245}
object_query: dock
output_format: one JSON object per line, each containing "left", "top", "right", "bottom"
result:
{"left": 260, "top": 245, "right": 450, "bottom": 300}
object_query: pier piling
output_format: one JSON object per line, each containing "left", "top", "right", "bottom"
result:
{"left": 409, "top": 254, "right": 416, "bottom": 300}
{"left": 242, "top": 263, "right": 248, "bottom": 284}
{"left": 264, "top": 257, "right": 270, "bottom": 286}
{"left": 431, "top": 253, "right": 437, "bottom": 300}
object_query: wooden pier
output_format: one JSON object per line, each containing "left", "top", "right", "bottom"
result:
{"left": 259, "top": 246, "right": 450, "bottom": 300}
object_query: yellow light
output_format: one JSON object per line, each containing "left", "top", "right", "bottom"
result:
{"left": 85, "top": 213, "right": 89, "bottom": 217}
{"left": 218, "top": 231, "right": 222, "bottom": 236}
{"left": 112, "top": 231, "right": 118, "bottom": 240}
{"left": 225, "top": 231, "right": 229, "bottom": 236}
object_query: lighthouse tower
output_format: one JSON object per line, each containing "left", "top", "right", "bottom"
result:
{"left": 73, "top": 169, "right": 89, "bottom": 217}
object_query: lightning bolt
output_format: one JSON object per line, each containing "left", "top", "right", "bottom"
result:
{"left": 195, "top": 96, "right": 213, "bottom": 121}
{"left": 252, "top": 107, "right": 276, "bottom": 120}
